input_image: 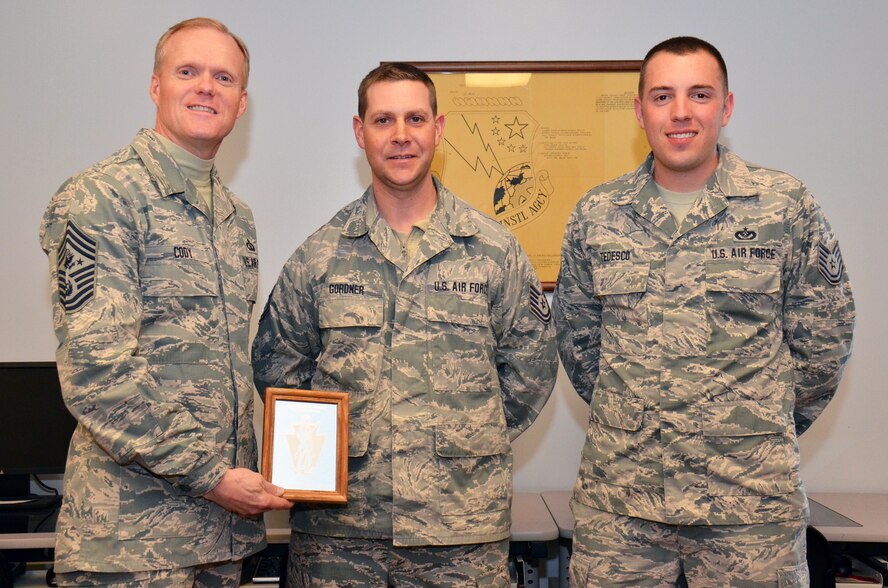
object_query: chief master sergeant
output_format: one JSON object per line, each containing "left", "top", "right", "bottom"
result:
{"left": 252, "top": 62, "right": 557, "bottom": 586}
{"left": 553, "top": 37, "right": 855, "bottom": 585}
{"left": 40, "top": 17, "right": 291, "bottom": 587}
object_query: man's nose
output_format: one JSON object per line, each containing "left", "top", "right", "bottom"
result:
{"left": 391, "top": 119, "right": 409, "bottom": 143}
{"left": 671, "top": 96, "right": 691, "bottom": 120}
{"left": 195, "top": 72, "right": 215, "bottom": 95}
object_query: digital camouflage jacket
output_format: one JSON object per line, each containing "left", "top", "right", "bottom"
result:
{"left": 553, "top": 147, "right": 855, "bottom": 526}
{"left": 252, "top": 180, "right": 557, "bottom": 546}
{"left": 40, "top": 129, "right": 264, "bottom": 572}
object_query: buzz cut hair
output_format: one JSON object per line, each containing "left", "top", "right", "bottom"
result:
{"left": 154, "top": 17, "right": 251, "bottom": 89}
{"left": 358, "top": 62, "right": 437, "bottom": 120}
{"left": 638, "top": 36, "right": 728, "bottom": 97}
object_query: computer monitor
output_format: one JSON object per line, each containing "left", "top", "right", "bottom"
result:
{"left": 0, "top": 362, "right": 77, "bottom": 499}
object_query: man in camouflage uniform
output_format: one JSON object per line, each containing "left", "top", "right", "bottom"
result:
{"left": 40, "top": 18, "right": 291, "bottom": 587}
{"left": 252, "top": 63, "right": 557, "bottom": 587}
{"left": 553, "top": 37, "right": 855, "bottom": 586}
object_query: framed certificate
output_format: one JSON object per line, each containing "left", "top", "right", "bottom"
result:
{"left": 412, "top": 61, "right": 647, "bottom": 288}
{"left": 261, "top": 388, "right": 348, "bottom": 503}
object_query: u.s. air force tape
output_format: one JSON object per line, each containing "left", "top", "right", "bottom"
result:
{"left": 529, "top": 284, "right": 551, "bottom": 324}
{"left": 57, "top": 221, "right": 97, "bottom": 312}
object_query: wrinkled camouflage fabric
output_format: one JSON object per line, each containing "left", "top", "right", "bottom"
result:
{"left": 40, "top": 129, "right": 265, "bottom": 573}
{"left": 287, "top": 533, "right": 510, "bottom": 587}
{"left": 55, "top": 558, "right": 242, "bottom": 587}
{"left": 570, "top": 501, "right": 808, "bottom": 587}
{"left": 253, "top": 179, "right": 557, "bottom": 547}
{"left": 553, "top": 146, "right": 854, "bottom": 526}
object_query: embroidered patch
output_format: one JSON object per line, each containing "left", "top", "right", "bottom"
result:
{"left": 57, "top": 221, "right": 97, "bottom": 312}
{"left": 529, "top": 284, "right": 551, "bottom": 324}
{"left": 817, "top": 240, "right": 845, "bottom": 285}
{"left": 733, "top": 227, "right": 758, "bottom": 242}
{"left": 599, "top": 250, "right": 632, "bottom": 263}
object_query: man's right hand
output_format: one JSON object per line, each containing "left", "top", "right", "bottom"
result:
{"left": 204, "top": 468, "right": 293, "bottom": 517}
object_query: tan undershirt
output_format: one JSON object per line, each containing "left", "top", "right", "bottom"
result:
{"left": 656, "top": 183, "right": 703, "bottom": 225}
{"left": 367, "top": 196, "right": 432, "bottom": 266}
{"left": 393, "top": 217, "right": 430, "bottom": 263}
{"left": 156, "top": 134, "right": 214, "bottom": 215}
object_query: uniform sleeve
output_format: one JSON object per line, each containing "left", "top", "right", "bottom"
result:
{"left": 783, "top": 188, "right": 855, "bottom": 435}
{"left": 252, "top": 245, "right": 321, "bottom": 398}
{"left": 39, "top": 175, "right": 225, "bottom": 497}
{"left": 552, "top": 206, "right": 603, "bottom": 404}
{"left": 492, "top": 239, "right": 557, "bottom": 441}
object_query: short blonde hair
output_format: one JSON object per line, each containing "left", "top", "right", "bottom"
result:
{"left": 154, "top": 17, "right": 250, "bottom": 88}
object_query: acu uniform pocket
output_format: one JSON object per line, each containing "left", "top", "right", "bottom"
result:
{"left": 583, "top": 391, "right": 654, "bottom": 489}
{"left": 705, "top": 260, "right": 781, "bottom": 356}
{"left": 593, "top": 263, "right": 650, "bottom": 354}
{"left": 427, "top": 291, "right": 495, "bottom": 392}
{"left": 702, "top": 401, "right": 796, "bottom": 496}
{"left": 317, "top": 293, "right": 385, "bottom": 458}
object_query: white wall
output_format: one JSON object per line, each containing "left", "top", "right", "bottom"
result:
{"left": 3, "top": 1, "right": 885, "bottom": 494}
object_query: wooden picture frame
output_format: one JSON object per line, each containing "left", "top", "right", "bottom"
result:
{"left": 261, "top": 388, "right": 348, "bottom": 503}
{"left": 410, "top": 61, "right": 647, "bottom": 289}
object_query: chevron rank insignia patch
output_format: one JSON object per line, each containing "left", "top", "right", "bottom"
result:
{"left": 817, "top": 240, "right": 845, "bottom": 286}
{"left": 529, "top": 284, "right": 551, "bottom": 324}
{"left": 57, "top": 221, "right": 97, "bottom": 312}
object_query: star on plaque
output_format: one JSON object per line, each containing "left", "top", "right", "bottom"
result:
{"left": 505, "top": 116, "right": 528, "bottom": 139}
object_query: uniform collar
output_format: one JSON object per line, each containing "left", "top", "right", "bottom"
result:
{"left": 711, "top": 146, "right": 761, "bottom": 199}
{"left": 341, "top": 176, "right": 479, "bottom": 239}
{"left": 341, "top": 177, "right": 480, "bottom": 274}
{"left": 611, "top": 145, "right": 759, "bottom": 238}
{"left": 131, "top": 129, "right": 234, "bottom": 224}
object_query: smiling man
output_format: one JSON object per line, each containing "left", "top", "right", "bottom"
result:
{"left": 252, "top": 62, "right": 557, "bottom": 586}
{"left": 40, "top": 17, "right": 291, "bottom": 588}
{"left": 553, "top": 37, "right": 855, "bottom": 585}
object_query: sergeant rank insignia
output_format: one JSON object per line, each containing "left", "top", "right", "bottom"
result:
{"left": 817, "top": 240, "right": 845, "bottom": 286}
{"left": 529, "top": 284, "right": 551, "bottom": 324}
{"left": 57, "top": 221, "right": 97, "bottom": 312}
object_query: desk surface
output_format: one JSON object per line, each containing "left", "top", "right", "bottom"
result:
{"left": 808, "top": 492, "right": 888, "bottom": 543}
{"left": 0, "top": 531, "right": 55, "bottom": 550}
{"left": 541, "top": 491, "right": 574, "bottom": 539}
{"left": 542, "top": 491, "right": 888, "bottom": 544}
{"left": 511, "top": 491, "right": 559, "bottom": 542}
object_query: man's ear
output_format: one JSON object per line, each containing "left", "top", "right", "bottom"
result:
{"left": 353, "top": 115, "right": 366, "bottom": 149}
{"left": 149, "top": 74, "right": 161, "bottom": 107}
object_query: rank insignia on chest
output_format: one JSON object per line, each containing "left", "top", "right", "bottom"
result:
{"left": 818, "top": 240, "right": 845, "bottom": 285}
{"left": 57, "top": 221, "right": 97, "bottom": 312}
